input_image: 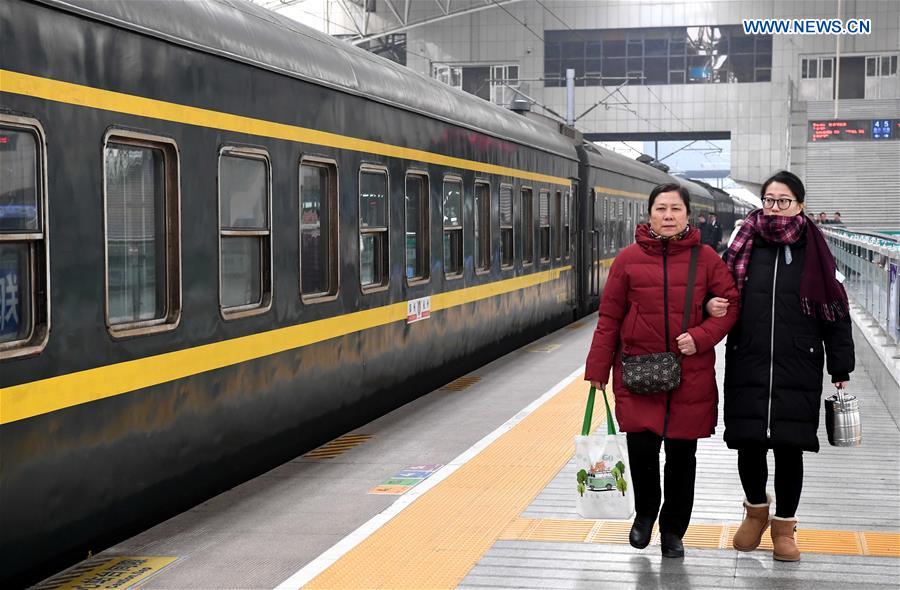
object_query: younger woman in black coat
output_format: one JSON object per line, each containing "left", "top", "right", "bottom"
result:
{"left": 707, "top": 171, "right": 854, "bottom": 562}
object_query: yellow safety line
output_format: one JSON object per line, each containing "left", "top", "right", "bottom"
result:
{"left": 594, "top": 185, "right": 647, "bottom": 199}
{"left": 0, "top": 69, "right": 572, "bottom": 187}
{"left": 0, "top": 267, "right": 569, "bottom": 425}
{"left": 302, "top": 375, "right": 608, "bottom": 589}
{"left": 499, "top": 519, "right": 900, "bottom": 557}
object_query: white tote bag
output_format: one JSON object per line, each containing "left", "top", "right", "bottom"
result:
{"left": 574, "top": 386, "right": 635, "bottom": 520}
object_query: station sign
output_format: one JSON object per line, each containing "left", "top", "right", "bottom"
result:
{"left": 808, "top": 119, "right": 899, "bottom": 142}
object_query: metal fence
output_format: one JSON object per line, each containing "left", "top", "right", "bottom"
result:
{"left": 824, "top": 228, "right": 900, "bottom": 349}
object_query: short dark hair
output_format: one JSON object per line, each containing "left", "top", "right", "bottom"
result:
{"left": 648, "top": 183, "right": 691, "bottom": 213}
{"left": 761, "top": 170, "right": 806, "bottom": 203}
{"left": 834, "top": 211, "right": 841, "bottom": 216}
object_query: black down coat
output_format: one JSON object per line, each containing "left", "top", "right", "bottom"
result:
{"left": 723, "top": 232, "right": 854, "bottom": 452}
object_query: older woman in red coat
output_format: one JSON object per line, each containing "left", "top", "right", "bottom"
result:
{"left": 585, "top": 183, "right": 739, "bottom": 558}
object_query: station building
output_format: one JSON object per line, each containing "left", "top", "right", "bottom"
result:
{"left": 276, "top": 0, "right": 900, "bottom": 228}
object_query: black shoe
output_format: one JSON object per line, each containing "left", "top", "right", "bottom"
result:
{"left": 660, "top": 532, "right": 684, "bottom": 558}
{"left": 629, "top": 515, "right": 655, "bottom": 549}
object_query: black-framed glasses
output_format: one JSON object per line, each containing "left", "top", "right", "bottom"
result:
{"left": 762, "top": 195, "right": 797, "bottom": 210}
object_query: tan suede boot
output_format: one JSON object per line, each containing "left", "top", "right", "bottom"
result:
{"left": 732, "top": 495, "right": 771, "bottom": 551}
{"left": 771, "top": 517, "right": 801, "bottom": 561}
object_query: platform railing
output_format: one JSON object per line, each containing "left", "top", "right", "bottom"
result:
{"left": 823, "top": 227, "right": 900, "bottom": 350}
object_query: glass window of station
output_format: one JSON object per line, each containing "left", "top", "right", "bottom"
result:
{"left": 104, "top": 132, "right": 181, "bottom": 337}
{"left": 0, "top": 117, "right": 49, "bottom": 357}
{"left": 219, "top": 148, "right": 272, "bottom": 317}
{"left": 545, "top": 25, "right": 772, "bottom": 87}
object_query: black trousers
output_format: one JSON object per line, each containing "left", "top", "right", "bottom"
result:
{"left": 737, "top": 446, "right": 803, "bottom": 518}
{"left": 626, "top": 430, "right": 698, "bottom": 538}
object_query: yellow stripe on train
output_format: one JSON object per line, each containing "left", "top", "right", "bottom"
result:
{"left": 0, "top": 69, "right": 572, "bottom": 187}
{"left": 0, "top": 267, "right": 571, "bottom": 425}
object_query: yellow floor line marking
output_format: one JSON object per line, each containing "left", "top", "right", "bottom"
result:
{"left": 440, "top": 376, "right": 482, "bottom": 391}
{"left": 504, "top": 518, "right": 899, "bottom": 557}
{"left": 301, "top": 376, "right": 605, "bottom": 589}
{"left": 302, "top": 434, "right": 373, "bottom": 459}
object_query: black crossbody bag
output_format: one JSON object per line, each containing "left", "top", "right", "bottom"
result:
{"left": 621, "top": 245, "right": 700, "bottom": 395}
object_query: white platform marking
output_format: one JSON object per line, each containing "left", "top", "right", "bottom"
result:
{"left": 273, "top": 365, "right": 586, "bottom": 590}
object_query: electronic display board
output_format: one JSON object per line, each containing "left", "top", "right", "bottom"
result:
{"left": 809, "top": 119, "right": 899, "bottom": 142}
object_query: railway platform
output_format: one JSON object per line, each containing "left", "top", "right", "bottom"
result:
{"left": 33, "top": 312, "right": 899, "bottom": 590}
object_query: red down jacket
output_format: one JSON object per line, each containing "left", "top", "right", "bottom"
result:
{"left": 585, "top": 224, "right": 739, "bottom": 440}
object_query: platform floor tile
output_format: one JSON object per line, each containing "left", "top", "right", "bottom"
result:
{"left": 457, "top": 540, "right": 900, "bottom": 589}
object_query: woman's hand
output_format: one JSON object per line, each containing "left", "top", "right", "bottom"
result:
{"left": 706, "top": 296, "right": 729, "bottom": 318}
{"left": 834, "top": 380, "right": 850, "bottom": 389}
{"left": 590, "top": 381, "right": 606, "bottom": 390}
{"left": 676, "top": 332, "right": 697, "bottom": 355}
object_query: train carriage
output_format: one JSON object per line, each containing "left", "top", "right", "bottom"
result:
{"left": 1, "top": 0, "right": 582, "bottom": 582}
{"left": 575, "top": 143, "right": 672, "bottom": 315}
{"left": 1, "top": 0, "right": 762, "bottom": 584}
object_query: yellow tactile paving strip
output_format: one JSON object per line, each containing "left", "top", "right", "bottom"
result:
{"left": 303, "top": 376, "right": 606, "bottom": 589}
{"left": 499, "top": 518, "right": 900, "bottom": 557}
{"left": 302, "top": 375, "right": 899, "bottom": 589}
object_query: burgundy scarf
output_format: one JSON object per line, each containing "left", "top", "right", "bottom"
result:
{"left": 724, "top": 209, "right": 848, "bottom": 321}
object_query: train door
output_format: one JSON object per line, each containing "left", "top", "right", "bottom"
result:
{"left": 568, "top": 182, "right": 577, "bottom": 311}
{"left": 589, "top": 189, "right": 599, "bottom": 299}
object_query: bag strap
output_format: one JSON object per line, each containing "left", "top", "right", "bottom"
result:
{"left": 581, "top": 386, "right": 596, "bottom": 436}
{"left": 582, "top": 386, "right": 617, "bottom": 436}
{"left": 681, "top": 245, "right": 700, "bottom": 335}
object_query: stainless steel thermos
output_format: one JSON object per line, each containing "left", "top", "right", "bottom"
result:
{"left": 825, "top": 387, "right": 862, "bottom": 447}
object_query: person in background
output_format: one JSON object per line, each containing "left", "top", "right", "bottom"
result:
{"left": 706, "top": 170, "right": 854, "bottom": 562}
{"left": 832, "top": 212, "right": 843, "bottom": 225}
{"left": 697, "top": 213, "right": 718, "bottom": 249}
{"left": 709, "top": 214, "right": 724, "bottom": 250}
{"left": 585, "top": 183, "right": 739, "bottom": 560}
{"left": 816, "top": 211, "right": 829, "bottom": 224}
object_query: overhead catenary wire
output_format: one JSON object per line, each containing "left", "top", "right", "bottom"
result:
{"left": 489, "top": 0, "right": 543, "bottom": 42}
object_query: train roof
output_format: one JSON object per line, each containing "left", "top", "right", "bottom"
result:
{"left": 37, "top": 0, "right": 578, "bottom": 160}
{"left": 582, "top": 144, "right": 714, "bottom": 207}
{"left": 672, "top": 176, "right": 714, "bottom": 203}
{"left": 581, "top": 143, "right": 673, "bottom": 186}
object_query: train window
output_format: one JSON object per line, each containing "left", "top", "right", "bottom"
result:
{"left": 218, "top": 148, "right": 272, "bottom": 318}
{"left": 442, "top": 177, "right": 463, "bottom": 278}
{"left": 539, "top": 190, "right": 550, "bottom": 262}
{"left": 499, "top": 184, "right": 513, "bottom": 268}
{"left": 0, "top": 117, "right": 49, "bottom": 358}
{"left": 521, "top": 187, "right": 534, "bottom": 265}
{"left": 404, "top": 172, "right": 429, "bottom": 283}
{"left": 474, "top": 181, "right": 491, "bottom": 273}
{"left": 603, "top": 195, "right": 611, "bottom": 255}
{"left": 359, "top": 166, "right": 389, "bottom": 291}
{"left": 563, "top": 191, "right": 571, "bottom": 258}
{"left": 300, "top": 158, "right": 339, "bottom": 300}
{"left": 554, "top": 190, "right": 562, "bottom": 260}
{"left": 103, "top": 131, "right": 181, "bottom": 337}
